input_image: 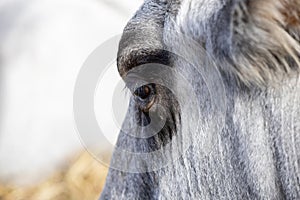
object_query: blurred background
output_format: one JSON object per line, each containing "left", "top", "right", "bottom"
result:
{"left": 0, "top": 0, "right": 142, "bottom": 199}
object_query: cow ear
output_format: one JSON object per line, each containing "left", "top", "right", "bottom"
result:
{"left": 228, "top": 0, "right": 300, "bottom": 86}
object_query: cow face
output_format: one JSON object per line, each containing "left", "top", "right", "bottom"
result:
{"left": 101, "top": 0, "right": 300, "bottom": 199}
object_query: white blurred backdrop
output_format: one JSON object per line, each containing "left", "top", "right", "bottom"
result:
{"left": 0, "top": 0, "right": 142, "bottom": 186}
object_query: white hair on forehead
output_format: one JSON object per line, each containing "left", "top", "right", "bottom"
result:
{"left": 176, "top": 0, "right": 223, "bottom": 37}
{"left": 174, "top": 0, "right": 300, "bottom": 86}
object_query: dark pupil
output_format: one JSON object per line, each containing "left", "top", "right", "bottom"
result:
{"left": 134, "top": 85, "right": 151, "bottom": 99}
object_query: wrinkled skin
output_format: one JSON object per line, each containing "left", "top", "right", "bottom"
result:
{"left": 101, "top": 0, "right": 300, "bottom": 199}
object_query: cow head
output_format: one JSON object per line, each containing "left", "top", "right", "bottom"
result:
{"left": 101, "top": 0, "right": 300, "bottom": 199}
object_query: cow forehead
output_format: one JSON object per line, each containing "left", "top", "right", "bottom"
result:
{"left": 174, "top": 0, "right": 225, "bottom": 39}
{"left": 117, "top": 0, "right": 225, "bottom": 77}
{"left": 178, "top": 0, "right": 223, "bottom": 22}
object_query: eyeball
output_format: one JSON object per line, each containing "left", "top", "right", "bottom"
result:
{"left": 134, "top": 85, "right": 151, "bottom": 99}
{"left": 133, "top": 84, "right": 156, "bottom": 111}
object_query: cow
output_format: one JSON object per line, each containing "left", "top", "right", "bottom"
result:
{"left": 100, "top": 0, "right": 300, "bottom": 199}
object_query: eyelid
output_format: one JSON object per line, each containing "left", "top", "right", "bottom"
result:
{"left": 123, "top": 72, "right": 149, "bottom": 93}
{"left": 117, "top": 48, "right": 170, "bottom": 77}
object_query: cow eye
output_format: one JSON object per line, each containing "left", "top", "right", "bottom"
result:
{"left": 134, "top": 85, "right": 151, "bottom": 99}
{"left": 133, "top": 84, "right": 156, "bottom": 111}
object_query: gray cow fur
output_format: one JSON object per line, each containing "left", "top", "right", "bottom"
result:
{"left": 101, "top": 0, "right": 300, "bottom": 199}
